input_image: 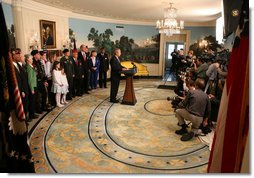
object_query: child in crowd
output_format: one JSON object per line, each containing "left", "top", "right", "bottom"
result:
{"left": 60, "top": 68, "right": 69, "bottom": 105}
{"left": 52, "top": 61, "right": 67, "bottom": 107}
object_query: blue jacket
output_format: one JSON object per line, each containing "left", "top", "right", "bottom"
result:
{"left": 88, "top": 57, "right": 100, "bottom": 73}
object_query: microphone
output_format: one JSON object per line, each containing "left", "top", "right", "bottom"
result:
{"left": 131, "top": 62, "right": 137, "bottom": 73}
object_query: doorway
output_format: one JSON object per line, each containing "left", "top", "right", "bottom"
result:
{"left": 164, "top": 42, "right": 184, "bottom": 82}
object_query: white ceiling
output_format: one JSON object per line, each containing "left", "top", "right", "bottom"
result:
{"left": 32, "top": 0, "right": 222, "bottom": 22}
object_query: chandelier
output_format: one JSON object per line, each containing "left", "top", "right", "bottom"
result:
{"left": 156, "top": 3, "right": 184, "bottom": 36}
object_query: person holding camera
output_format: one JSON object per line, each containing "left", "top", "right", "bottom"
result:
{"left": 174, "top": 78, "right": 211, "bottom": 141}
{"left": 193, "top": 57, "right": 208, "bottom": 81}
{"left": 170, "top": 49, "right": 178, "bottom": 74}
{"left": 168, "top": 79, "right": 195, "bottom": 110}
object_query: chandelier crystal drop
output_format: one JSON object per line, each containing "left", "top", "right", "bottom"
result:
{"left": 156, "top": 3, "right": 184, "bottom": 36}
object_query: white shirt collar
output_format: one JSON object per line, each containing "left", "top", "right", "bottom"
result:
{"left": 13, "top": 62, "right": 19, "bottom": 72}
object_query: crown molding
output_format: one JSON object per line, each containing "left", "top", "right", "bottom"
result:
{"left": 69, "top": 12, "right": 155, "bottom": 26}
{"left": 185, "top": 21, "right": 216, "bottom": 27}
{"left": 12, "top": 0, "right": 71, "bottom": 18}
{"left": 5, "top": 0, "right": 216, "bottom": 27}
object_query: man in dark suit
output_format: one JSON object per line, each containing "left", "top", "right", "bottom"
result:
{"left": 12, "top": 48, "right": 31, "bottom": 121}
{"left": 78, "top": 44, "right": 89, "bottom": 94}
{"left": 12, "top": 48, "right": 22, "bottom": 95}
{"left": 32, "top": 49, "right": 48, "bottom": 113}
{"left": 97, "top": 47, "right": 109, "bottom": 88}
{"left": 60, "top": 49, "right": 75, "bottom": 100}
{"left": 110, "top": 48, "right": 127, "bottom": 103}
{"left": 71, "top": 49, "right": 84, "bottom": 96}
{"left": 85, "top": 46, "right": 91, "bottom": 91}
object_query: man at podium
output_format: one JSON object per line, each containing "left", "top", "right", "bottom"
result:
{"left": 110, "top": 48, "right": 127, "bottom": 103}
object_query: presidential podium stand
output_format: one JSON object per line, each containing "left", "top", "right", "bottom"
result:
{"left": 120, "top": 67, "right": 137, "bottom": 105}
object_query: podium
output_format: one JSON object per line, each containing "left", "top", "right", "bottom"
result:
{"left": 120, "top": 68, "right": 137, "bottom": 105}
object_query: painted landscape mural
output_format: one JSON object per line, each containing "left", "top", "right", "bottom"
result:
{"left": 69, "top": 18, "right": 160, "bottom": 63}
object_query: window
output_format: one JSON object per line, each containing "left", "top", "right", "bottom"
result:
{"left": 167, "top": 44, "right": 175, "bottom": 59}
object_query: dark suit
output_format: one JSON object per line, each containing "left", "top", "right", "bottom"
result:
{"left": 78, "top": 51, "right": 89, "bottom": 93}
{"left": 97, "top": 53, "right": 109, "bottom": 88}
{"left": 71, "top": 56, "right": 84, "bottom": 95}
{"left": 88, "top": 57, "right": 100, "bottom": 89}
{"left": 86, "top": 52, "right": 91, "bottom": 90}
{"left": 33, "top": 59, "right": 47, "bottom": 112}
{"left": 14, "top": 64, "right": 22, "bottom": 94}
{"left": 17, "top": 63, "right": 30, "bottom": 119}
{"left": 60, "top": 56, "right": 75, "bottom": 98}
{"left": 110, "top": 55, "right": 124, "bottom": 101}
{"left": 14, "top": 63, "right": 30, "bottom": 119}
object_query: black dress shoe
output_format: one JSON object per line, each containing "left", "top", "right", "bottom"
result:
{"left": 110, "top": 100, "right": 119, "bottom": 103}
{"left": 27, "top": 118, "right": 32, "bottom": 122}
{"left": 43, "top": 108, "right": 51, "bottom": 112}
{"left": 36, "top": 110, "right": 43, "bottom": 114}
{"left": 175, "top": 128, "right": 188, "bottom": 135}
{"left": 31, "top": 114, "right": 39, "bottom": 119}
{"left": 66, "top": 97, "right": 72, "bottom": 100}
{"left": 181, "top": 131, "right": 194, "bottom": 141}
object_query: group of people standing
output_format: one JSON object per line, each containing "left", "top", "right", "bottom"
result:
{"left": 59, "top": 45, "right": 110, "bottom": 100}
{"left": 12, "top": 45, "right": 112, "bottom": 122}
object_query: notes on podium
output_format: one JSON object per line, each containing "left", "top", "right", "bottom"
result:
{"left": 119, "top": 67, "right": 137, "bottom": 105}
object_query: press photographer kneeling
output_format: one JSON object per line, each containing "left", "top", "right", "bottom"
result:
{"left": 174, "top": 78, "right": 211, "bottom": 141}
{"left": 168, "top": 79, "right": 195, "bottom": 110}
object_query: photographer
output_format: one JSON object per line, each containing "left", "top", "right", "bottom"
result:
{"left": 193, "top": 56, "right": 208, "bottom": 81}
{"left": 178, "top": 49, "right": 187, "bottom": 72}
{"left": 171, "top": 49, "right": 178, "bottom": 73}
{"left": 174, "top": 78, "right": 211, "bottom": 141}
{"left": 168, "top": 79, "right": 195, "bottom": 110}
{"left": 206, "top": 58, "right": 228, "bottom": 93}
{"left": 186, "top": 50, "right": 195, "bottom": 68}
{"left": 208, "top": 79, "right": 224, "bottom": 123}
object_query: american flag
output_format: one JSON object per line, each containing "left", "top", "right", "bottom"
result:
{"left": 0, "top": 2, "right": 26, "bottom": 132}
{"left": 208, "top": 0, "right": 249, "bottom": 173}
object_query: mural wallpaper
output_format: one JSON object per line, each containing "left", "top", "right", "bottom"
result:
{"left": 69, "top": 18, "right": 216, "bottom": 63}
{"left": 69, "top": 18, "right": 160, "bottom": 63}
{"left": 2, "top": 2, "right": 16, "bottom": 49}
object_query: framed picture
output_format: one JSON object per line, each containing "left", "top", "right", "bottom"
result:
{"left": 40, "top": 20, "right": 56, "bottom": 49}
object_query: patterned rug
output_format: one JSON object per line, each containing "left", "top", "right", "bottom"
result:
{"left": 30, "top": 80, "right": 209, "bottom": 173}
